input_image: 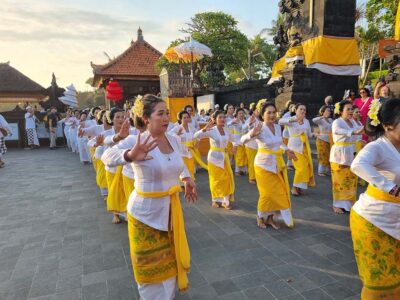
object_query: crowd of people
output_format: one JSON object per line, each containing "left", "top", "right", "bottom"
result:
{"left": 0, "top": 83, "right": 399, "bottom": 299}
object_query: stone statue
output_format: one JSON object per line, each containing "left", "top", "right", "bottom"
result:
{"left": 273, "top": 25, "right": 289, "bottom": 58}
{"left": 274, "top": 0, "right": 306, "bottom": 57}
{"left": 383, "top": 43, "right": 400, "bottom": 97}
{"left": 278, "top": 0, "right": 305, "bottom": 25}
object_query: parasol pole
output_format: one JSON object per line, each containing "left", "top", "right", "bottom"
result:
{"left": 179, "top": 58, "right": 183, "bottom": 77}
{"left": 190, "top": 50, "right": 194, "bottom": 87}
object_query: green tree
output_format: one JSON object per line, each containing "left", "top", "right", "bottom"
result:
{"left": 77, "top": 90, "right": 105, "bottom": 109}
{"left": 158, "top": 12, "right": 249, "bottom": 88}
{"left": 248, "top": 34, "right": 277, "bottom": 79}
{"left": 365, "top": 0, "right": 398, "bottom": 38}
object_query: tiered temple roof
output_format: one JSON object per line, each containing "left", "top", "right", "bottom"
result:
{"left": 91, "top": 28, "right": 162, "bottom": 87}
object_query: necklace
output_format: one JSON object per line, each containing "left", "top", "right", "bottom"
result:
{"left": 163, "top": 153, "right": 172, "bottom": 161}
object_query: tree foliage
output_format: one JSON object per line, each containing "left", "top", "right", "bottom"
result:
{"left": 77, "top": 89, "right": 106, "bottom": 109}
{"left": 249, "top": 34, "right": 277, "bottom": 78}
{"left": 158, "top": 12, "right": 252, "bottom": 87}
{"left": 365, "top": 0, "right": 398, "bottom": 38}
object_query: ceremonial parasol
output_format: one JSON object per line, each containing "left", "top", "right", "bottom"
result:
{"left": 164, "top": 47, "right": 202, "bottom": 63}
{"left": 59, "top": 84, "right": 78, "bottom": 107}
{"left": 174, "top": 38, "right": 213, "bottom": 79}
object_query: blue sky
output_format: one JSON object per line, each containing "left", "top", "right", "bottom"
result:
{"left": 0, "top": 0, "right": 365, "bottom": 90}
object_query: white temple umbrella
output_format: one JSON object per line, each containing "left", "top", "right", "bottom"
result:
{"left": 59, "top": 84, "right": 78, "bottom": 107}
{"left": 174, "top": 38, "right": 212, "bottom": 79}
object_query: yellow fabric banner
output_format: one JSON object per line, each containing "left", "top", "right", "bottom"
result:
{"left": 396, "top": 2, "right": 400, "bottom": 41}
{"left": 271, "top": 56, "right": 286, "bottom": 79}
{"left": 285, "top": 45, "right": 304, "bottom": 58}
{"left": 302, "top": 36, "right": 360, "bottom": 66}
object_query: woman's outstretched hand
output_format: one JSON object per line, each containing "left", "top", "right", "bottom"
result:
{"left": 126, "top": 134, "right": 158, "bottom": 162}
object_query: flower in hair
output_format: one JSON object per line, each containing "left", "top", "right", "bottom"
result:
{"left": 368, "top": 99, "right": 381, "bottom": 127}
{"left": 105, "top": 110, "right": 112, "bottom": 124}
{"left": 133, "top": 95, "right": 144, "bottom": 118}
{"left": 256, "top": 99, "right": 267, "bottom": 111}
{"left": 334, "top": 102, "right": 340, "bottom": 115}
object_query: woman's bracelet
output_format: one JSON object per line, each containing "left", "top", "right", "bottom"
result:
{"left": 124, "top": 150, "right": 133, "bottom": 162}
{"left": 389, "top": 185, "right": 400, "bottom": 197}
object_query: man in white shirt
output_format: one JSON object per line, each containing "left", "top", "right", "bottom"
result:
{"left": 0, "top": 113, "right": 12, "bottom": 167}
{"left": 25, "top": 106, "right": 39, "bottom": 149}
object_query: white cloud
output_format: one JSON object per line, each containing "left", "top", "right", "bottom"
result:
{"left": 0, "top": 0, "right": 179, "bottom": 90}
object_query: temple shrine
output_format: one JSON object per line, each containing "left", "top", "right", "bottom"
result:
{"left": 0, "top": 62, "right": 46, "bottom": 113}
{"left": 90, "top": 28, "right": 162, "bottom": 106}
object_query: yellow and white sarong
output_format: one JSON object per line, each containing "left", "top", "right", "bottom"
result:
{"left": 234, "top": 144, "right": 248, "bottom": 173}
{"left": 208, "top": 147, "right": 235, "bottom": 204}
{"left": 291, "top": 133, "right": 315, "bottom": 189}
{"left": 255, "top": 148, "right": 293, "bottom": 227}
{"left": 331, "top": 141, "right": 358, "bottom": 211}
{"left": 96, "top": 160, "right": 108, "bottom": 196}
{"left": 122, "top": 175, "right": 134, "bottom": 201}
{"left": 129, "top": 186, "right": 190, "bottom": 291}
{"left": 316, "top": 137, "right": 331, "bottom": 174}
{"left": 106, "top": 166, "right": 126, "bottom": 213}
{"left": 245, "top": 147, "right": 257, "bottom": 182}
{"left": 350, "top": 185, "right": 400, "bottom": 300}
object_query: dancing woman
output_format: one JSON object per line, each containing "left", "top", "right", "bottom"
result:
{"left": 329, "top": 100, "right": 363, "bottom": 214}
{"left": 350, "top": 99, "right": 400, "bottom": 299}
{"left": 279, "top": 103, "right": 315, "bottom": 196}
{"left": 77, "top": 112, "right": 92, "bottom": 164}
{"left": 170, "top": 110, "right": 206, "bottom": 180}
{"left": 243, "top": 112, "right": 259, "bottom": 184}
{"left": 103, "top": 94, "right": 197, "bottom": 300}
{"left": 312, "top": 105, "right": 333, "bottom": 176}
{"left": 231, "top": 108, "right": 248, "bottom": 176}
{"left": 194, "top": 110, "right": 236, "bottom": 209}
{"left": 242, "top": 102, "right": 295, "bottom": 229}
{"left": 101, "top": 108, "right": 127, "bottom": 224}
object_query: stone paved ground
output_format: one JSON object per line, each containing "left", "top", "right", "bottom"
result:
{"left": 0, "top": 148, "right": 361, "bottom": 300}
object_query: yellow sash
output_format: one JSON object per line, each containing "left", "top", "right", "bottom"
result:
{"left": 210, "top": 146, "right": 235, "bottom": 201}
{"left": 334, "top": 141, "right": 356, "bottom": 147}
{"left": 290, "top": 132, "right": 315, "bottom": 180}
{"left": 258, "top": 148, "right": 290, "bottom": 199}
{"left": 182, "top": 141, "right": 208, "bottom": 170}
{"left": 334, "top": 141, "right": 362, "bottom": 154}
{"left": 135, "top": 185, "right": 190, "bottom": 291}
{"left": 366, "top": 185, "right": 400, "bottom": 204}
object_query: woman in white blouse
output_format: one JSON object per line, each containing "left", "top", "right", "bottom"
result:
{"left": 242, "top": 102, "right": 295, "bottom": 229}
{"left": 279, "top": 103, "right": 315, "bottom": 196}
{"left": 194, "top": 110, "right": 236, "bottom": 209}
{"left": 312, "top": 105, "right": 333, "bottom": 176}
{"left": 243, "top": 112, "right": 259, "bottom": 184}
{"left": 100, "top": 108, "right": 128, "bottom": 224}
{"left": 329, "top": 100, "right": 363, "bottom": 214}
{"left": 231, "top": 108, "right": 248, "bottom": 176}
{"left": 67, "top": 110, "right": 80, "bottom": 154}
{"left": 102, "top": 95, "right": 197, "bottom": 300}
{"left": 281, "top": 101, "right": 295, "bottom": 170}
{"left": 170, "top": 110, "right": 198, "bottom": 180}
{"left": 92, "top": 111, "right": 112, "bottom": 199}
{"left": 350, "top": 99, "right": 400, "bottom": 299}
{"left": 77, "top": 112, "right": 92, "bottom": 164}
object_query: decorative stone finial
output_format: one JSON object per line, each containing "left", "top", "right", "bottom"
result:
{"left": 137, "top": 27, "right": 144, "bottom": 42}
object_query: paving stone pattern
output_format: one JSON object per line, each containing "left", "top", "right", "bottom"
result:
{"left": 0, "top": 148, "right": 361, "bottom": 299}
